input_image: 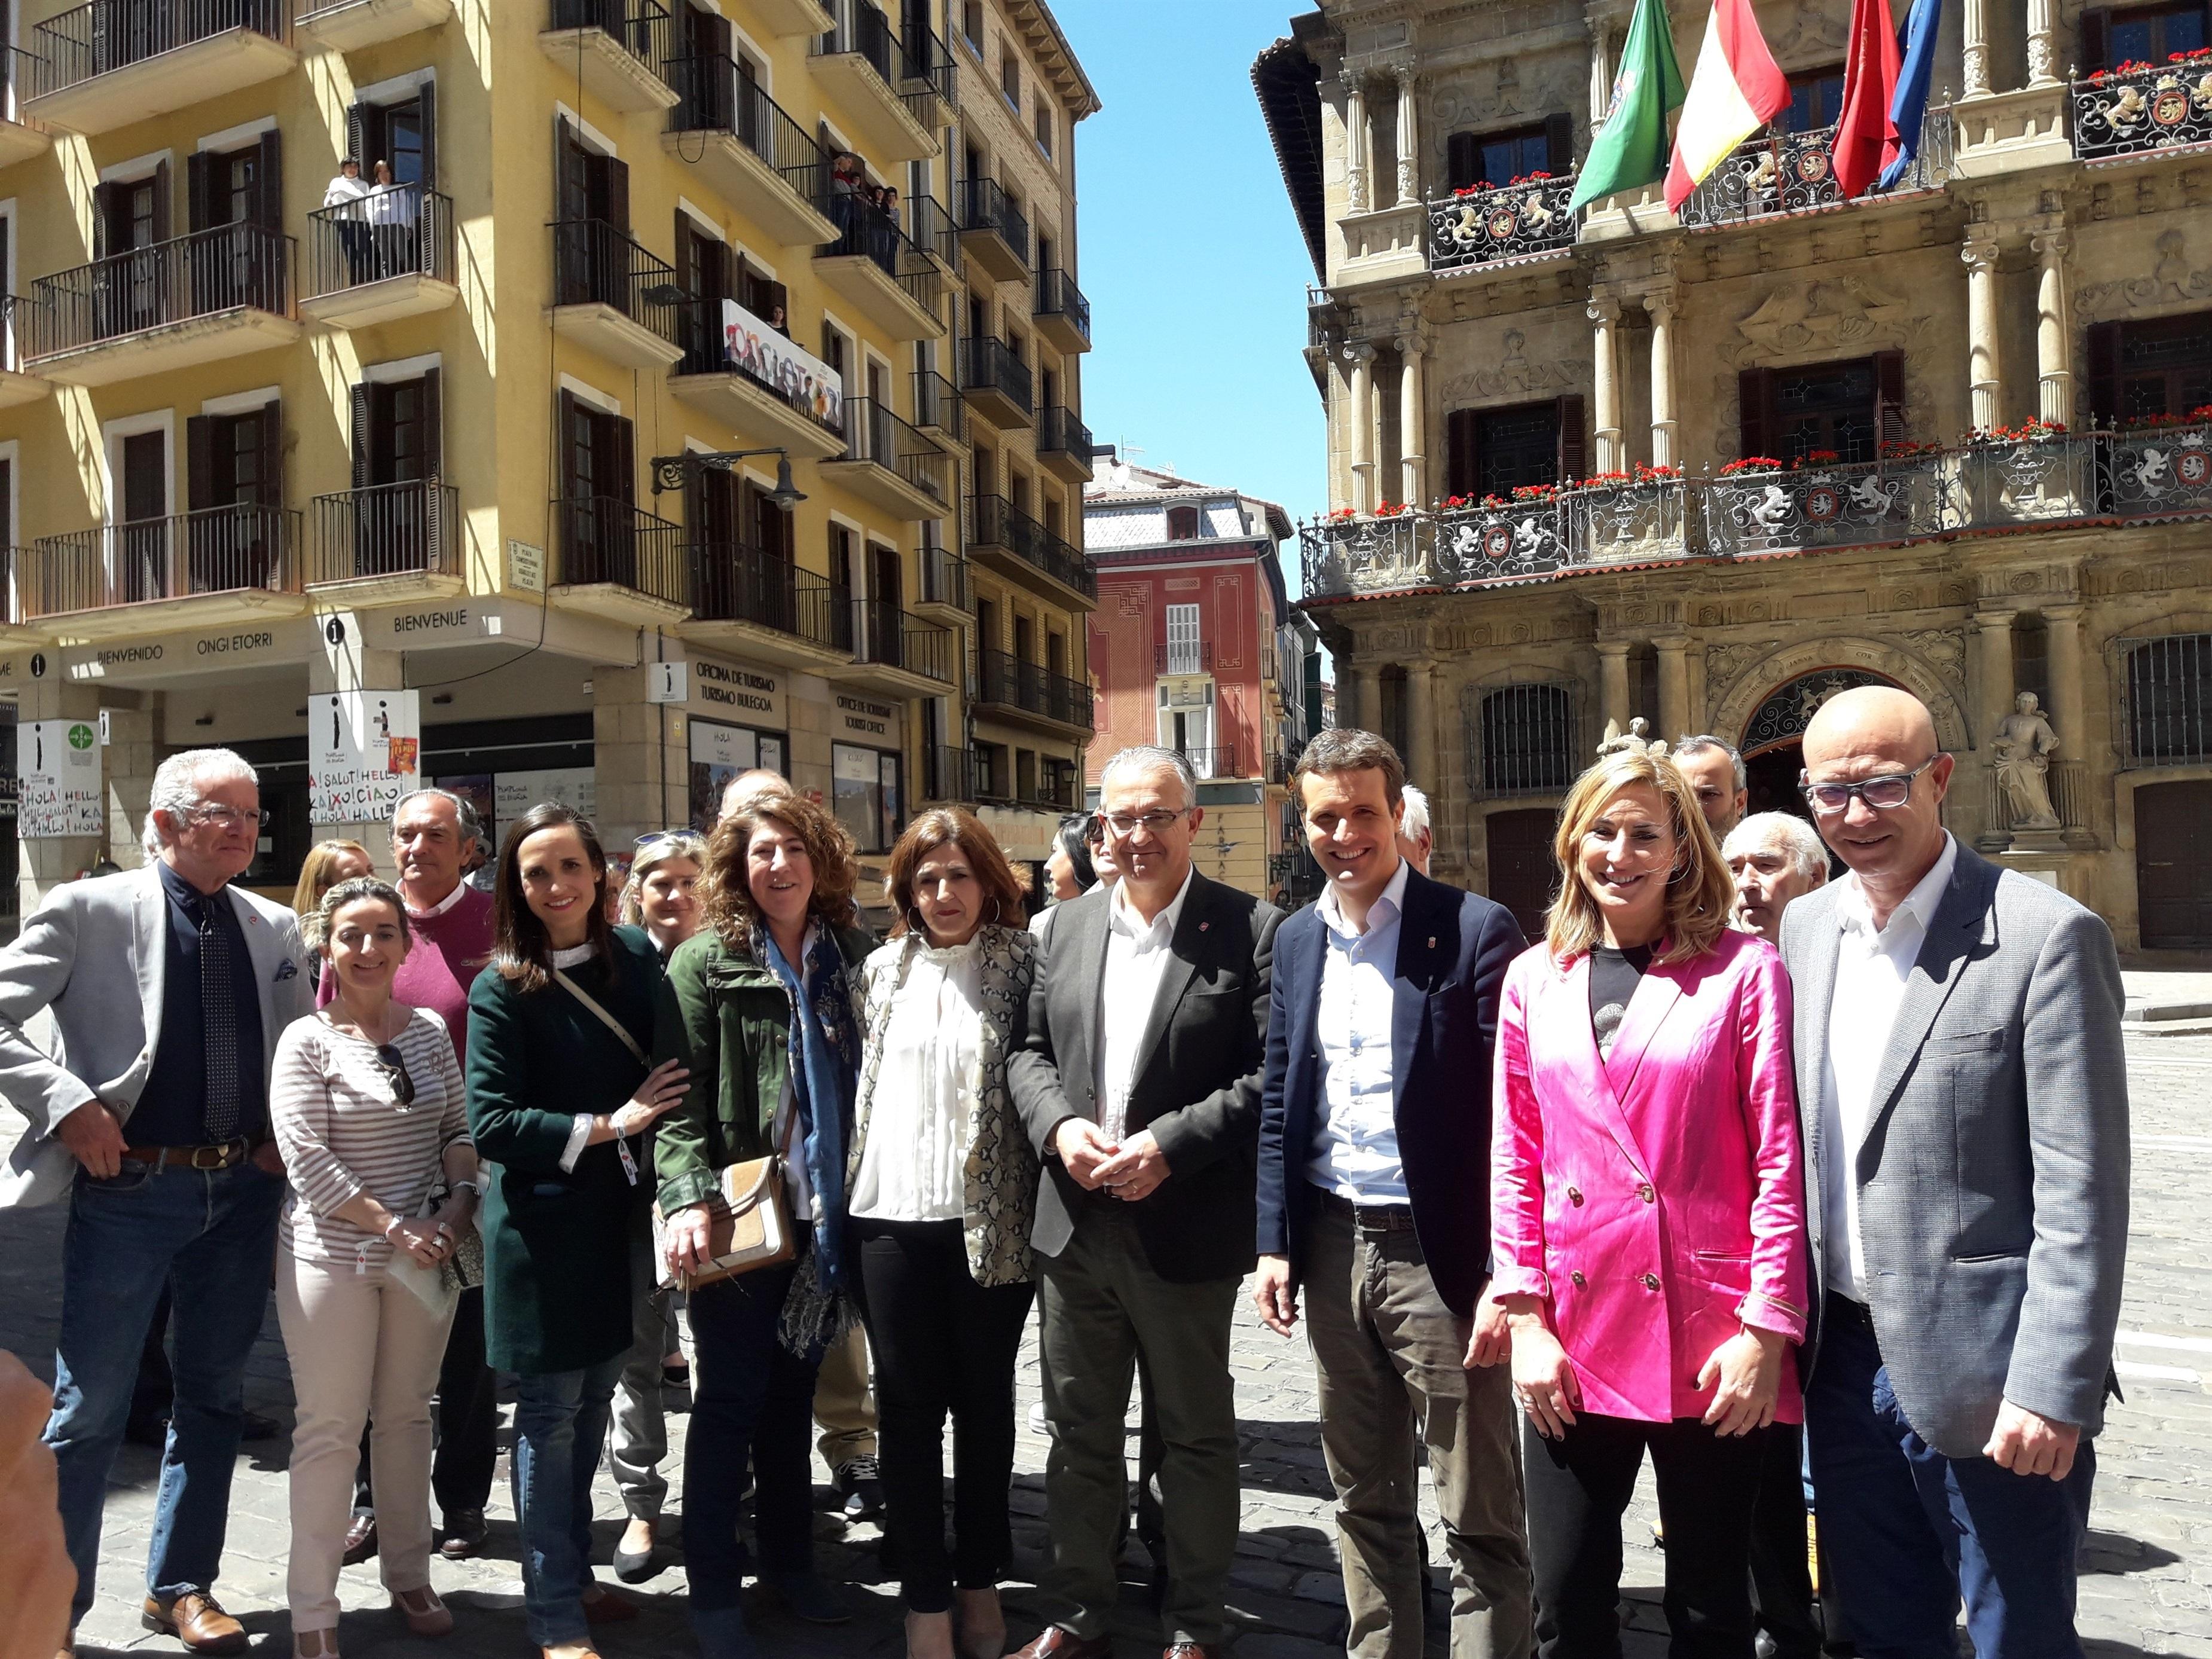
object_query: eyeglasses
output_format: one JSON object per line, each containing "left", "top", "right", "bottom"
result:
{"left": 1799, "top": 757, "right": 1941, "bottom": 817}
{"left": 634, "top": 829, "right": 692, "bottom": 848}
{"left": 1101, "top": 808, "right": 1189, "bottom": 839}
{"left": 188, "top": 805, "right": 271, "bottom": 829}
{"left": 374, "top": 1043, "right": 417, "bottom": 1108}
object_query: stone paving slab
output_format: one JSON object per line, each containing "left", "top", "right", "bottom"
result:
{"left": 3, "top": 1029, "right": 2206, "bottom": 1659}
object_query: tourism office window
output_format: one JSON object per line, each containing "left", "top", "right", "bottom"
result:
{"left": 833, "top": 741, "right": 902, "bottom": 854}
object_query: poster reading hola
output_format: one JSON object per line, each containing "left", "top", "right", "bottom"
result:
{"left": 310, "top": 690, "right": 423, "bottom": 825}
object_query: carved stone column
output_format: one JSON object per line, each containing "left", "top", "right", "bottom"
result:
{"left": 1397, "top": 330, "right": 1427, "bottom": 507}
{"left": 1347, "top": 342, "right": 1377, "bottom": 512}
{"left": 1656, "top": 636, "right": 1691, "bottom": 743}
{"left": 1963, "top": 235, "right": 2003, "bottom": 432}
{"left": 1343, "top": 73, "right": 1370, "bottom": 213}
{"left": 1973, "top": 609, "right": 2017, "bottom": 751}
{"left": 1962, "top": 0, "right": 1991, "bottom": 96}
{"left": 1597, "top": 641, "right": 1631, "bottom": 734}
{"left": 1394, "top": 65, "right": 1419, "bottom": 207}
{"left": 2033, "top": 228, "right": 2073, "bottom": 426}
{"left": 2027, "top": 0, "right": 2060, "bottom": 85}
{"left": 2044, "top": 601, "right": 2088, "bottom": 832}
{"left": 1353, "top": 659, "right": 1383, "bottom": 732}
{"left": 1588, "top": 19, "right": 1615, "bottom": 127}
{"left": 1408, "top": 658, "right": 1439, "bottom": 787}
{"left": 1648, "top": 293, "right": 1679, "bottom": 468}
{"left": 1590, "top": 296, "right": 1622, "bottom": 475}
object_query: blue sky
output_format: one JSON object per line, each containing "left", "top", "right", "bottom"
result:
{"left": 1052, "top": 2, "right": 1324, "bottom": 606}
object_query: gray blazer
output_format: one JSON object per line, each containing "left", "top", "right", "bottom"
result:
{"left": 0, "top": 865, "right": 311, "bottom": 1208}
{"left": 1007, "top": 869, "right": 1282, "bottom": 1285}
{"left": 1780, "top": 841, "right": 2129, "bottom": 1458}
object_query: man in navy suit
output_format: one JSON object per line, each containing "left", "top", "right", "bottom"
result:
{"left": 1255, "top": 729, "right": 1532, "bottom": 1659}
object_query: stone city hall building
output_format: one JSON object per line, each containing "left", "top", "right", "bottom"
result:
{"left": 1258, "top": 0, "right": 2212, "bottom": 957}
{"left": 0, "top": 0, "right": 1098, "bottom": 918}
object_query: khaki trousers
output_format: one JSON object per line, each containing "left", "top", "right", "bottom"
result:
{"left": 275, "top": 1254, "right": 456, "bottom": 1630}
{"left": 1304, "top": 1197, "right": 1533, "bottom": 1659}
{"left": 813, "top": 1322, "right": 878, "bottom": 1471}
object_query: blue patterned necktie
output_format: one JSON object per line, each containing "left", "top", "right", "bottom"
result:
{"left": 197, "top": 894, "right": 242, "bottom": 1144}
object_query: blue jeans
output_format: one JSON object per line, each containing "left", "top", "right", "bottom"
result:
{"left": 512, "top": 1356, "right": 625, "bottom": 1646}
{"left": 1806, "top": 1293, "right": 2095, "bottom": 1659}
{"left": 45, "top": 1157, "right": 283, "bottom": 1627}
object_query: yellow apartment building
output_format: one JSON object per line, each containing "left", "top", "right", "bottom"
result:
{"left": 0, "top": 0, "right": 1097, "bottom": 920}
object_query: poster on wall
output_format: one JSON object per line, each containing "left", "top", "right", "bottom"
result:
{"left": 17, "top": 719, "right": 103, "bottom": 839}
{"left": 722, "top": 298, "right": 842, "bottom": 430}
{"left": 310, "top": 690, "right": 423, "bottom": 825}
{"left": 495, "top": 767, "right": 595, "bottom": 825}
{"left": 687, "top": 719, "right": 789, "bottom": 832}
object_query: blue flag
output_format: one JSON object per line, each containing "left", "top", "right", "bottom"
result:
{"left": 1877, "top": 0, "right": 1944, "bottom": 190}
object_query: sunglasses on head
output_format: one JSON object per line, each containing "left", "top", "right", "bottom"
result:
{"left": 634, "top": 829, "right": 693, "bottom": 848}
{"left": 375, "top": 1043, "right": 417, "bottom": 1108}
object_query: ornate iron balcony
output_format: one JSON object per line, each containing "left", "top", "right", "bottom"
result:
{"left": 2074, "top": 58, "right": 2212, "bottom": 159}
{"left": 1428, "top": 173, "right": 1577, "bottom": 272}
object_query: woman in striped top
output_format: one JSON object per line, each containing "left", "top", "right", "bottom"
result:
{"left": 271, "top": 876, "right": 478, "bottom": 1659}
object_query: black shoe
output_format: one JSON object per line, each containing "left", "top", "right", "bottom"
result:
{"left": 613, "top": 1523, "right": 660, "bottom": 1584}
{"left": 437, "top": 1508, "right": 488, "bottom": 1560}
{"left": 835, "top": 1454, "right": 882, "bottom": 1521}
{"left": 241, "top": 1410, "right": 280, "bottom": 1443}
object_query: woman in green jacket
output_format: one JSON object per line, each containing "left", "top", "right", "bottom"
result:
{"left": 467, "top": 803, "right": 688, "bottom": 1659}
{"left": 656, "top": 788, "right": 873, "bottom": 1659}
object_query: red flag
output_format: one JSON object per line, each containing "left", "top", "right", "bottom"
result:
{"left": 1832, "top": 0, "right": 1903, "bottom": 199}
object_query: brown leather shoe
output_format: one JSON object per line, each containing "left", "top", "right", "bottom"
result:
{"left": 142, "top": 1593, "right": 249, "bottom": 1655}
{"left": 1007, "top": 1630, "right": 1112, "bottom": 1659}
{"left": 581, "top": 1587, "right": 638, "bottom": 1627}
{"left": 341, "top": 1513, "right": 378, "bottom": 1565}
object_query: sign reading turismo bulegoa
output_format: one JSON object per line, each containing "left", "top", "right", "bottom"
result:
{"left": 310, "top": 689, "right": 423, "bottom": 824}
{"left": 17, "top": 719, "right": 103, "bottom": 838}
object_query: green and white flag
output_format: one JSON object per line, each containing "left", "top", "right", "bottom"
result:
{"left": 1569, "top": 0, "right": 1688, "bottom": 212}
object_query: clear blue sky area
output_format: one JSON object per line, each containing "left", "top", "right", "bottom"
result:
{"left": 1052, "top": 2, "right": 1324, "bottom": 607}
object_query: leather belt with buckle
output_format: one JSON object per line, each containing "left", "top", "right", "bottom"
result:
{"left": 120, "top": 1139, "right": 252, "bottom": 1171}
{"left": 1316, "top": 1187, "right": 1418, "bottom": 1231}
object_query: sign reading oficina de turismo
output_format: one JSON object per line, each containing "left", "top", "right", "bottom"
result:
{"left": 310, "top": 689, "right": 423, "bottom": 824}
{"left": 17, "top": 719, "right": 104, "bottom": 839}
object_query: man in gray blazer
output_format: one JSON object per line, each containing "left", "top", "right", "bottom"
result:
{"left": 0, "top": 750, "right": 310, "bottom": 1657}
{"left": 1780, "top": 688, "right": 2128, "bottom": 1658}
{"left": 1008, "top": 746, "right": 1282, "bottom": 1659}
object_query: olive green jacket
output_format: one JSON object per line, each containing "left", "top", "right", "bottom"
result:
{"left": 652, "top": 921, "right": 875, "bottom": 1214}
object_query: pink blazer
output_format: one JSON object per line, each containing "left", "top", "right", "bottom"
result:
{"left": 1490, "top": 927, "right": 1809, "bottom": 1425}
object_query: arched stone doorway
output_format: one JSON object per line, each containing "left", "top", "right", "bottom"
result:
{"left": 1737, "top": 667, "right": 1903, "bottom": 819}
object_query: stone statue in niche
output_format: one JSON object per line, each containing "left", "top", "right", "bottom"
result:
{"left": 1596, "top": 716, "right": 1668, "bottom": 757}
{"left": 1991, "top": 691, "right": 2063, "bottom": 831}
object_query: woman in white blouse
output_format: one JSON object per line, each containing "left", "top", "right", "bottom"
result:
{"left": 271, "top": 877, "right": 478, "bottom": 1658}
{"left": 850, "top": 809, "right": 1039, "bottom": 1659}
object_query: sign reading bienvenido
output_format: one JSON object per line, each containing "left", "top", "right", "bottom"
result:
{"left": 18, "top": 719, "right": 103, "bottom": 839}
{"left": 310, "top": 689, "right": 424, "bottom": 825}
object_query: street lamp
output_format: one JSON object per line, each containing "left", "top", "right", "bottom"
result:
{"left": 648, "top": 447, "right": 807, "bottom": 508}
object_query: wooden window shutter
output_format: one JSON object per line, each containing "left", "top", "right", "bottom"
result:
{"left": 1446, "top": 132, "right": 1478, "bottom": 192}
{"left": 185, "top": 415, "right": 214, "bottom": 512}
{"left": 350, "top": 383, "right": 371, "bottom": 490}
{"left": 704, "top": 8, "right": 732, "bottom": 56}
{"left": 1542, "top": 112, "right": 1575, "bottom": 175}
{"left": 710, "top": 237, "right": 734, "bottom": 303}
{"left": 152, "top": 158, "right": 172, "bottom": 243}
{"left": 256, "top": 129, "right": 283, "bottom": 231}
{"left": 604, "top": 154, "right": 630, "bottom": 232}
{"left": 613, "top": 414, "right": 636, "bottom": 506}
{"left": 420, "top": 369, "right": 442, "bottom": 479}
{"left": 346, "top": 102, "right": 368, "bottom": 168}
{"left": 1739, "top": 366, "right": 1775, "bottom": 459}
{"left": 673, "top": 211, "right": 696, "bottom": 289}
{"left": 93, "top": 181, "right": 115, "bottom": 258}
{"left": 2079, "top": 8, "right": 2112, "bottom": 74}
{"left": 1554, "top": 393, "right": 1587, "bottom": 484}
{"left": 185, "top": 151, "right": 212, "bottom": 234}
{"left": 258, "top": 400, "right": 283, "bottom": 507}
{"left": 1872, "top": 349, "right": 1907, "bottom": 448}
{"left": 557, "top": 387, "right": 582, "bottom": 499}
{"left": 2085, "top": 320, "right": 2122, "bottom": 426}
{"left": 417, "top": 81, "right": 437, "bottom": 187}
{"left": 1445, "top": 407, "right": 1480, "bottom": 497}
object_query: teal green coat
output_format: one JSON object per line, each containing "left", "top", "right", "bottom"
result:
{"left": 652, "top": 922, "right": 874, "bottom": 1214}
{"left": 467, "top": 927, "right": 659, "bottom": 1374}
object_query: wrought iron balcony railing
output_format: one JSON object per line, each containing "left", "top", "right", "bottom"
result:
{"left": 1300, "top": 423, "right": 2212, "bottom": 602}
{"left": 2073, "top": 59, "right": 2212, "bottom": 159}
{"left": 309, "top": 480, "right": 458, "bottom": 583}
{"left": 25, "top": 505, "right": 300, "bottom": 616}
{"left": 967, "top": 493, "right": 1094, "bottom": 597}
{"left": 552, "top": 496, "right": 686, "bottom": 605}
{"left": 1154, "top": 641, "right": 1212, "bottom": 674}
{"left": 28, "top": 0, "right": 289, "bottom": 97}
{"left": 975, "top": 647, "right": 1094, "bottom": 730}
{"left": 306, "top": 185, "right": 455, "bottom": 298}
{"left": 673, "top": 298, "right": 844, "bottom": 439}
{"left": 922, "top": 743, "right": 976, "bottom": 803}
{"left": 960, "top": 334, "right": 1032, "bottom": 414}
{"left": 29, "top": 221, "right": 293, "bottom": 357}
{"left": 551, "top": 218, "right": 686, "bottom": 346}
{"left": 918, "top": 542, "right": 971, "bottom": 610}
{"left": 1676, "top": 111, "right": 1954, "bottom": 230}
{"left": 840, "top": 396, "right": 949, "bottom": 505}
{"left": 688, "top": 540, "right": 841, "bottom": 650}
{"left": 903, "top": 193, "right": 955, "bottom": 265}
{"left": 958, "top": 176, "right": 1030, "bottom": 266}
{"left": 1428, "top": 172, "right": 1578, "bottom": 271}
{"left": 1037, "top": 404, "right": 1092, "bottom": 465}
{"left": 1034, "top": 267, "right": 1090, "bottom": 343}
{"left": 666, "top": 57, "right": 826, "bottom": 203}
{"left": 913, "top": 366, "right": 965, "bottom": 442}
{"left": 856, "top": 599, "right": 953, "bottom": 682}
{"left": 1168, "top": 742, "right": 1246, "bottom": 780}
{"left": 547, "top": 0, "right": 671, "bottom": 78}
{"left": 898, "top": 20, "right": 955, "bottom": 129}
{"left": 819, "top": 195, "right": 942, "bottom": 315}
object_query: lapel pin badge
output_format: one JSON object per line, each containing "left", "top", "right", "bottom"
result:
{"left": 1199, "top": 921, "right": 1211, "bottom": 933}
{"left": 1426, "top": 936, "right": 1437, "bottom": 949}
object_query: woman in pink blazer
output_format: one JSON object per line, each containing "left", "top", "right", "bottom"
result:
{"left": 1480, "top": 746, "right": 1808, "bottom": 1659}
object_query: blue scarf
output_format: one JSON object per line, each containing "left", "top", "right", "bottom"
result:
{"left": 760, "top": 925, "right": 859, "bottom": 1295}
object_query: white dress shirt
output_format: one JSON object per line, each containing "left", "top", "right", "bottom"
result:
{"left": 850, "top": 939, "right": 983, "bottom": 1223}
{"left": 1820, "top": 831, "right": 1959, "bottom": 1299}
{"left": 1096, "top": 867, "right": 1195, "bottom": 1142}
{"left": 1306, "top": 858, "right": 1410, "bottom": 1204}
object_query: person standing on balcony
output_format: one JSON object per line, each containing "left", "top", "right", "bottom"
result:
{"left": 323, "top": 157, "right": 373, "bottom": 285}
{"left": 0, "top": 750, "right": 313, "bottom": 1658}
{"left": 366, "top": 161, "right": 415, "bottom": 283}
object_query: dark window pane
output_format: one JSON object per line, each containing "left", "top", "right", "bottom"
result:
{"left": 1476, "top": 402, "right": 1562, "bottom": 496}
{"left": 1480, "top": 684, "right": 1577, "bottom": 794}
{"left": 2118, "top": 310, "right": 2212, "bottom": 419}
{"left": 1771, "top": 360, "right": 1878, "bottom": 463}
{"left": 2129, "top": 633, "right": 2212, "bottom": 762}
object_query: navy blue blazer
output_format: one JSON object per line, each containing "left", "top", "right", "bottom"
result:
{"left": 1255, "top": 865, "right": 1524, "bottom": 1316}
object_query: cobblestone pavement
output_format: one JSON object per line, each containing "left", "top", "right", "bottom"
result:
{"left": 2, "top": 1030, "right": 2205, "bottom": 1659}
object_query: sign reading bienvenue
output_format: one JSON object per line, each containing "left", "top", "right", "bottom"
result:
{"left": 310, "top": 689, "right": 424, "bottom": 824}
{"left": 722, "top": 298, "right": 843, "bottom": 430}
{"left": 18, "top": 720, "right": 103, "bottom": 838}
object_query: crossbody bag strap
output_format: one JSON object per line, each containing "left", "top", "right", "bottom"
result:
{"left": 552, "top": 967, "right": 649, "bottom": 1067}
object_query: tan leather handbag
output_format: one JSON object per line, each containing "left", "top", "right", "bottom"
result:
{"left": 653, "top": 1110, "right": 799, "bottom": 1291}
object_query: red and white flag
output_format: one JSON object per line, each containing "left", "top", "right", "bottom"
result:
{"left": 1664, "top": 0, "right": 1792, "bottom": 210}
{"left": 1832, "top": 0, "right": 1904, "bottom": 198}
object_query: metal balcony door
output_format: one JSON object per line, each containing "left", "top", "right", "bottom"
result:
{"left": 186, "top": 401, "right": 281, "bottom": 594}
{"left": 1484, "top": 808, "right": 1557, "bottom": 943}
{"left": 351, "top": 374, "right": 439, "bottom": 576}
{"left": 117, "top": 430, "right": 167, "bottom": 604}
{"left": 2136, "top": 780, "right": 2212, "bottom": 949}
{"left": 94, "top": 173, "right": 163, "bottom": 341}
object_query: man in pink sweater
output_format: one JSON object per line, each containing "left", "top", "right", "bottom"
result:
{"left": 322, "top": 789, "right": 496, "bottom": 1563}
